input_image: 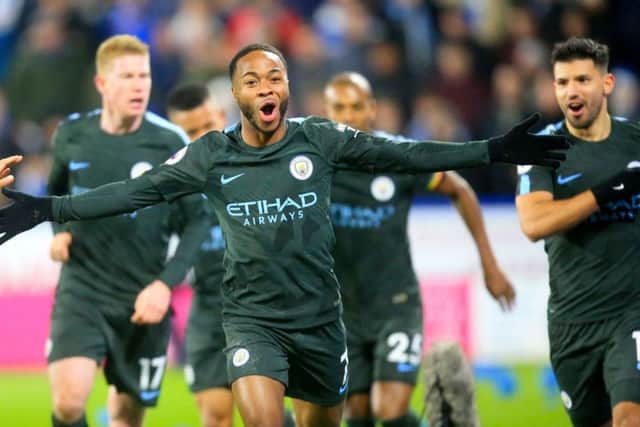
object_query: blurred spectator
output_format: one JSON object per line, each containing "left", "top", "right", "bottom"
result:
{"left": 5, "top": 10, "right": 94, "bottom": 123}
{"left": 0, "top": 0, "right": 637, "bottom": 196}
{"left": 427, "top": 40, "right": 489, "bottom": 134}
{"left": 609, "top": 67, "right": 640, "bottom": 121}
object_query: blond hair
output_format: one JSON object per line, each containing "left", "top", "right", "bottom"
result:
{"left": 95, "top": 34, "right": 149, "bottom": 75}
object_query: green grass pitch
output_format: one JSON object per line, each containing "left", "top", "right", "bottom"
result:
{"left": 0, "top": 364, "right": 570, "bottom": 426}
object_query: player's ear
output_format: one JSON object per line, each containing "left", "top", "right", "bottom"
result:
{"left": 603, "top": 72, "right": 615, "bottom": 96}
{"left": 94, "top": 74, "right": 106, "bottom": 96}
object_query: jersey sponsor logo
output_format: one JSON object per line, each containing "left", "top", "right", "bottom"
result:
{"left": 165, "top": 146, "right": 188, "bottom": 165}
{"left": 331, "top": 203, "right": 396, "bottom": 229}
{"left": 517, "top": 165, "right": 532, "bottom": 175}
{"left": 370, "top": 176, "right": 395, "bottom": 201}
{"left": 184, "top": 364, "right": 195, "bottom": 385}
{"left": 227, "top": 192, "right": 318, "bottom": 227}
{"left": 586, "top": 194, "right": 640, "bottom": 225}
{"left": 220, "top": 173, "right": 245, "bottom": 185}
{"left": 68, "top": 160, "right": 91, "bottom": 171}
{"left": 232, "top": 348, "right": 250, "bottom": 367}
{"left": 289, "top": 155, "right": 313, "bottom": 181}
{"left": 560, "top": 390, "right": 572, "bottom": 409}
{"left": 130, "top": 161, "right": 153, "bottom": 179}
{"left": 556, "top": 173, "right": 582, "bottom": 185}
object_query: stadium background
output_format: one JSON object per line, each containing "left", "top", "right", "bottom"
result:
{"left": 0, "top": 0, "right": 639, "bottom": 425}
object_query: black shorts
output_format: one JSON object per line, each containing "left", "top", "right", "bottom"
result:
{"left": 223, "top": 318, "right": 349, "bottom": 406}
{"left": 184, "top": 294, "right": 228, "bottom": 392}
{"left": 346, "top": 311, "right": 422, "bottom": 394}
{"left": 48, "top": 294, "right": 170, "bottom": 407}
{"left": 549, "top": 308, "right": 640, "bottom": 427}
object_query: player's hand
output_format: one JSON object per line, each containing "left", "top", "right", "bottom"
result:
{"left": 131, "top": 280, "right": 172, "bottom": 324}
{"left": 488, "top": 113, "right": 569, "bottom": 168}
{"left": 591, "top": 161, "right": 640, "bottom": 207}
{"left": 50, "top": 232, "right": 72, "bottom": 262}
{"left": 483, "top": 265, "right": 516, "bottom": 311}
{"left": 0, "top": 188, "right": 53, "bottom": 245}
{"left": 0, "top": 155, "right": 22, "bottom": 188}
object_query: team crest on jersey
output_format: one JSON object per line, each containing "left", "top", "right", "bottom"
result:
{"left": 370, "top": 176, "right": 395, "bottom": 201}
{"left": 560, "top": 390, "right": 572, "bottom": 409}
{"left": 184, "top": 364, "right": 195, "bottom": 385}
{"left": 232, "top": 348, "right": 250, "bottom": 367}
{"left": 130, "top": 161, "right": 153, "bottom": 179}
{"left": 165, "top": 146, "right": 187, "bottom": 165}
{"left": 289, "top": 155, "right": 313, "bottom": 181}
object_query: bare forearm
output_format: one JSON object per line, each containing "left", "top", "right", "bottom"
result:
{"left": 516, "top": 191, "right": 599, "bottom": 241}
{"left": 452, "top": 183, "right": 497, "bottom": 269}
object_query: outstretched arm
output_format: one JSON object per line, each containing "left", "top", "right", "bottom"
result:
{"left": 326, "top": 113, "right": 569, "bottom": 174}
{"left": 0, "top": 140, "right": 211, "bottom": 245}
{"left": 434, "top": 172, "right": 515, "bottom": 311}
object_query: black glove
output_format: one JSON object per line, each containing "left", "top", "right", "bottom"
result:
{"left": 0, "top": 188, "right": 54, "bottom": 245}
{"left": 488, "top": 113, "right": 569, "bottom": 168}
{"left": 592, "top": 161, "right": 640, "bottom": 207}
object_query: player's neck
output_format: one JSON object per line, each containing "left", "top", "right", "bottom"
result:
{"left": 100, "top": 107, "right": 144, "bottom": 135}
{"left": 566, "top": 110, "right": 611, "bottom": 142}
{"left": 240, "top": 117, "right": 287, "bottom": 148}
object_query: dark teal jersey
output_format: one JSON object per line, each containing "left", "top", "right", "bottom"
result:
{"left": 47, "top": 110, "right": 209, "bottom": 309}
{"left": 52, "top": 116, "right": 491, "bottom": 328}
{"left": 193, "top": 203, "right": 226, "bottom": 305}
{"left": 517, "top": 117, "right": 640, "bottom": 323}
{"left": 331, "top": 131, "right": 443, "bottom": 322}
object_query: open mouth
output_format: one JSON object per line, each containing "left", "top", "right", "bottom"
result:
{"left": 259, "top": 101, "right": 278, "bottom": 122}
{"left": 130, "top": 98, "right": 145, "bottom": 108}
{"left": 567, "top": 102, "right": 584, "bottom": 116}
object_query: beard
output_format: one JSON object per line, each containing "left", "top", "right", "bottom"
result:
{"left": 239, "top": 98, "right": 289, "bottom": 137}
{"left": 566, "top": 97, "right": 604, "bottom": 130}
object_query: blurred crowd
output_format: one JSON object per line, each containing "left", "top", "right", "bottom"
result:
{"left": 0, "top": 0, "right": 639, "bottom": 197}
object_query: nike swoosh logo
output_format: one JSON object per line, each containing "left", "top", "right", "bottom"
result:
{"left": 397, "top": 363, "right": 418, "bottom": 373}
{"left": 556, "top": 173, "right": 582, "bottom": 185}
{"left": 139, "top": 390, "right": 160, "bottom": 401}
{"left": 613, "top": 183, "right": 624, "bottom": 190}
{"left": 69, "top": 161, "right": 91, "bottom": 171}
{"left": 221, "top": 173, "right": 245, "bottom": 185}
{"left": 338, "top": 384, "right": 348, "bottom": 394}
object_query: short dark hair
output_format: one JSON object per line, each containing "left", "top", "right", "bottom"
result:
{"left": 551, "top": 37, "right": 609, "bottom": 71}
{"left": 166, "top": 82, "right": 210, "bottom": 112}
{"left": 228, "top": 43, "right": 287, "bottom": 80}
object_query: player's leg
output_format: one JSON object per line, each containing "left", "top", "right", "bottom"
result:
{"left": 371, "top": 314, "right": 423, "bottom": 426}
{"left": 185, "top": 299, "right": 235, "bottom": 427}
{"left": 343, "top": 326, "right": 375, "bottom": 427}
{"left": 286, "top": 318, "right": 349, "bottom": 427}
{"left": 549, "top": 319, "right": 611, "bottom": 427}
{"left": 224, "top": 322, "right": 290, "bottom": 427}
{"left": 47, "top": 295, "right": 105, "bottom": 427}
{"left": 103, "top": 314, "right": 171, "bottom": 427}
{"left": 193, "top": 388, "right": 234, "bottom": 427}
{"left": 606, "top": 308, "right": 640, "bottom": 427}
{"left": 48, "top": 357, "right": 98, "bottom": 427}
{"left": 292, "top": 398, "right": 343, "bottom": 427}
{"left": 107, "top": 386, "right": 145, "bottom": 427}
